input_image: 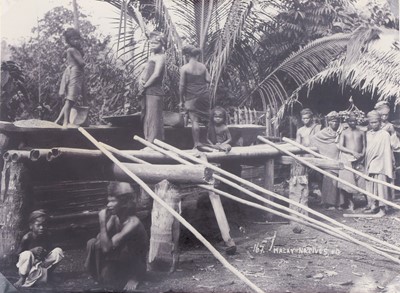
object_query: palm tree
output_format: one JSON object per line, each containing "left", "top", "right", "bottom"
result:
{"left": 102, "top": 0, "right": 389, "bottom": 116}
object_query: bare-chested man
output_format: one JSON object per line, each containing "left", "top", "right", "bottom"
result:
{"left": 337, "top": 112, "right": 366, "bottom": 211}
{"left": 296, "top": 108, "right": 321, "bottom": 147}
{"left": 86, "top": 183, "right": 148, "bottom": 292}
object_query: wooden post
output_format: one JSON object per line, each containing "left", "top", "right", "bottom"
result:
{"left": 264, "top": 158, "right": 274, "bottom": 220}
{"left": 0, "top": 160, "right": 32, "bottom": 266}
{"left": 289, "top": 161, "right": 309, "bottom": 225}
{"left": 149, "top": 180, "right": 181, "bottom": 272}
{"left": 208, "top": 190, "right": 236, "bottom": 254}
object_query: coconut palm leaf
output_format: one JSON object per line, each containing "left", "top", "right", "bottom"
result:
{"left": 238, "top": 33, "right": 352, "bottom": 109}
{"left": 290, "top": 28, "right": 400, "bottom": 105}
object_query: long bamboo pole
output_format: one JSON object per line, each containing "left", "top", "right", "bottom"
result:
{"left": 282, "top": 137, "right": 400, "bottom": 192}
{"left": 143, "top": 137, "right": 400, "bottom": 255}
{"left": 259, "top": 136, "right": 400, "bottom": 211}
{"left": 141, "top": 138, "right": 400, "bottom": 264}
{"left": 99, "top": 143, "right": 150, "bottom": 165}
{"left": 77, "top": 128, "right": 265, "bottom": 293}
{"left": 130, "top": 138, "right": 400, "bottom": 257}
{"left": 101, "top": 141, "right": 354, "bottom": 246}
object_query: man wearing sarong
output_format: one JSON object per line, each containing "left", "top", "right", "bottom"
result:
{"left": 85, "top": 183, "right": 148, "bottom": 292}
{"left": 337, "top": 112, "right": 366, "bottom": 211}
{"left": 365, "top": 110, "right": 393, "bottom": 217}
{"left": 311, "top": 111, "right": 342, "bottom": 209}
{"left": 139, "top": 31, "right": 166, "bottom": 143}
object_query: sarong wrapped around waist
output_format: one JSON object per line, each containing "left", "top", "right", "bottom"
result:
{"left": 59, "top": 65, "right": 85, "bottom": 102}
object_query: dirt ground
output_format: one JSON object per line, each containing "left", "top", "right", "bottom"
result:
{"left": 3, "top": 192, "right": 400, "bottom": 293}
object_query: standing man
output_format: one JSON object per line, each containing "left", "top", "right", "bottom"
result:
{"left": 139, "top": 31, "right": 166, "bottom": 143}
{"left": 311, "top": 111, "right": 342, "bottom": 209}
{"left": 337, "top": 112, "right": 366, "bottom": 211}
{"left": 86, "top": 183, "right": 148, "bottom": 292}
{"left": 364, "top": 110, "right": 393, "bottom": 217}
{"left": 296, "top": 108, "right": 321, "bottom": 147}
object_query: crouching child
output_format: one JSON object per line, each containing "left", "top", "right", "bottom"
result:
{"left": 14, "top": 210, "right": 64, "bottom": 288}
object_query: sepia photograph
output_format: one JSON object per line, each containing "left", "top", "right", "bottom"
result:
{"left": 0, "top": 0, "right": 399, "bottom": 292}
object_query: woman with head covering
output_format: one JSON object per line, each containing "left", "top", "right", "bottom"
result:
{"left": 139, "top": 31, "right": 167, "bottom": 143}
{"left": 374, "top": 101, "right": 395, "bottom": 135}
{"left": 311, "top": 111, "right": 343, "bottom": 209}
{"left": 179, "top": 45, "right": 211, "bottom": 148}
{"left": 364, "top": 110, "right": 394, "bottom": 217}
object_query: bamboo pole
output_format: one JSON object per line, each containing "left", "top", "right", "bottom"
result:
{"left": 140, "top": 138, "right": 400, "bottom": 263}
{"left": 3, "top": 151, "right": 31, "bottom": 162}
{"left": 282, "top": 137, "right": 400, "bottom": 192}
{"left": 30, "top": 149, "right": 50, "bottom": 162}
{"left": 260, "top": 137, "right": 400, "bottom": 211}
{"left": 110, "top": 137, "right": 400, "bottom": 258}
{"left": 146, "top": 137, "right": 400, "bottom": 255}
{"left": 130, "top": 137, "right": 400, "bottom": 254}
{"left": 78, "top": 128, "right": 265, "bottom": 293}
{"left": 99, "top": 143, "right": 149, "bottom": 165}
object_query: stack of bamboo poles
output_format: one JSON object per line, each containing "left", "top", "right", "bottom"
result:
{"left": 77, "top": 129, "right": 400, "bottom": 293}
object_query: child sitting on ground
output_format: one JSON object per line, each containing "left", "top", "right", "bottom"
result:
{"left": 200, "top": 106, "right": 232, "bottom": 153}
{"left": 14, "top": 210, "right": 64, "bottom": 288}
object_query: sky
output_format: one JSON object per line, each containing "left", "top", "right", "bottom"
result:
{"left": 1, "top": 0, "right": 121, "bottom": 45}
{"left": 0, "top": 0, "right": 391, "bottom": 47}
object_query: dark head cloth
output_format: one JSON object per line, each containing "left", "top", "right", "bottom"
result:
{"left": 391, "top": 120, "right": 400, "bottom": 130}
{"left": 326, "top": 111, "right": 339, "bottom": 121}
{"left": 29, "top": 210, "right": 48, "bottom": 224}
{"left": 300, "top": 108, "right": 313, "bottom": 116}
{"left": 108, "top": 182, "right": 134, "bottom": 196}
{"left": 367, "top": 110, "right": 381, "bottom": 121}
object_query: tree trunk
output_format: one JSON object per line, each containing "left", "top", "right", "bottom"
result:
{"left": 148, "top": 180, "right": 181, "bottom": 271}
{"left": 0, "top": 160, "right": 32, "bottom": 266}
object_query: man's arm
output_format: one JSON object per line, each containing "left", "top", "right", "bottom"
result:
{"left": 295, "top": 128, "right": 302, "bottom": 144}
{"left": 98, "top": 209, "right": 114, "bottom": 253}
{"left": 361, "top": 131, "right": 366, "bottom": 157}
{"left": 110, "top": 218, "right": 139, "bottom": 248}
{"left": 68, "top": 48, "right": 85, "bottom": 67}
{"left": 221, "top": 127, "right": 232, "bottom": 145}
{"left": 143, "top": 55, "right": 166, "bottom": 90}
{"left": 179, "top": 67, "right": 186, "bottom": 108}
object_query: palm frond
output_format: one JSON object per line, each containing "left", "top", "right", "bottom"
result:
{"left": 208, "top": 0, "right": 254, "bottom": 106}
{"left": 291, "top": 28, "right": 400, "bottom": 105}
{"left": 238, "top": 33, "right": 351, "bottom": 109}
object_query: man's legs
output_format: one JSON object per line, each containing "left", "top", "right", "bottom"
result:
{"left": 14, "top": 251, "right": 35, "bottom": 287}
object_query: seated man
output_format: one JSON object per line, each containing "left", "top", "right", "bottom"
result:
{"left": 14, "top": 210, "right": 64, "bottom": 288}
{"left": 85, "top": 182, "right": 148, "bottom": 292}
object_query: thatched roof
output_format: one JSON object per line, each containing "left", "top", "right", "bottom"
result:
{"left": 290, "top": 28, "right": 400, "bottom": 105}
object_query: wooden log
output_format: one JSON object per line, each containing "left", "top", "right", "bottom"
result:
{"left": 260, "top": 137, "right": 400, "bottom": 211}
{"left": 30, "top": 149, "right": 52, "bottom": 162}
{"left": 149, "top": 180, "right": 181, "bottom": 271}
{"left": 45, "top": 143, "right": 315, "bottom": 164}
{"left": 78, "top": 128, "right": 265, "bottom": 293}
{"left": 0, "top": 160, "right": 32, "bottom": 265}
{"left": 113, "top": 163, "right": 213, "bottom": 185}
{"left": 282, "top": 137, "right": 400, "bottom": 192}
{"left": 276, "top": 156, "right": 344, "bottom": 170}
{"left": 152, "top": 138, "right": 400, "bottom": 256}
{"left": 2, "top": 150, "right": 31, "bottom": 162}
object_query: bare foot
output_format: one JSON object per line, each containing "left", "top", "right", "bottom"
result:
{"left": 14, "top": 276, "right": 26, "bottom": 288}
{"left": 375, "top": 208, "right": 386, "bottom": 218}
{"left": 123, "top": 279, "right": 139, "bottom": 292}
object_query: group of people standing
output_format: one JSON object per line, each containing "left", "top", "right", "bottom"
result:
{"left": 296, "top": 102, "right": 400, "bottom": 216}
{"left": 56, "top": 28, "right": 231, "bottom": 152}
